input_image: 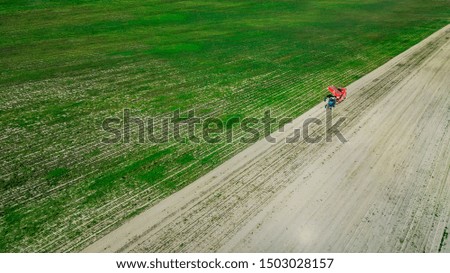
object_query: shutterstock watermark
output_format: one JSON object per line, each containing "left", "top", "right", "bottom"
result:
{"left": 101, "top": 109, "right": 347, "bottom": 144}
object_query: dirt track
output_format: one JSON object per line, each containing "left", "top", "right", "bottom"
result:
{"left": 84, "top": 25, "right": 450, "bottom": 253}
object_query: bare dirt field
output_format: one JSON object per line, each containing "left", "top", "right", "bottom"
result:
{"left": 84, "top": 25, "right": 450, "bottom": 253}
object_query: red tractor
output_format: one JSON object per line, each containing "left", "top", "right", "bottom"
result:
{"left": 324, "top": 86, "right": 347, "bottom": 109}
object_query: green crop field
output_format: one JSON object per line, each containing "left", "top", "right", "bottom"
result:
{"left": 0, "top": 0, "right": 449, "bottom": 252}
